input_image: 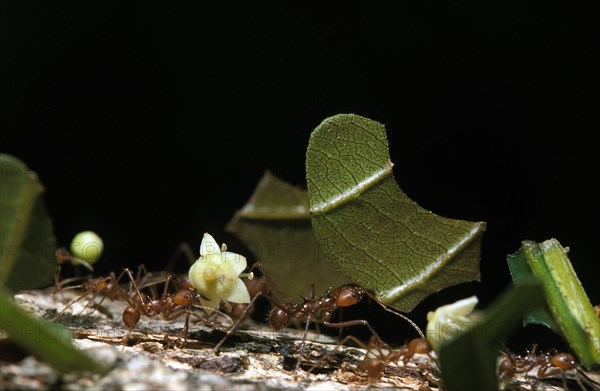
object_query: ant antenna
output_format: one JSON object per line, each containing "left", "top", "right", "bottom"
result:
{"left": 164, "top": 242, "right": 196, "bottom": 272}
{"left": 364, "top": 291, "right": 425, "bottom": 339}
{"left": 251, "top": 261, "right": 287, "bottom": 304}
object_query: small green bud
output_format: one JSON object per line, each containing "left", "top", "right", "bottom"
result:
{"left": 70, "top": 231, "right": 104, "bottom": 264}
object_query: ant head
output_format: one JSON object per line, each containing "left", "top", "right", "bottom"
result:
{"left": 331, "top": 285, "right": 365, "bottom": 307}
{"left": 173, "top": 289, "right": 194, "bottom": 306}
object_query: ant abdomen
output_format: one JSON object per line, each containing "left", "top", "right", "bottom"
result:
{"left": 360, "top": 357, "right": 384, "bottom": 380}
{"left": 550, "top": 352, "right": 576, "bottom": 370}
{"left": 231, "top": 303, "right": 249, "bottom": 321}
{"left": 331, "top": 285, "right": 364, "bottom": 307}
{"left": 268, "top": 307, "right": 290, "bottom": 331}
{"left": 499, "top": 357, "right": 516, "bottom": 380}
{"left": 123, "top": 306, "right": 141, "bottom": 329}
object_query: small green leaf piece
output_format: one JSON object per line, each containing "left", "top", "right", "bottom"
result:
{"left": 0, "top": 289, "right": 108, "bottom": 373}
{"left": 0, "top": 154, "right": 56, "bottom": 291}
{"left": 438, "top": 281, "right": 545, "bottom": 391}
{"left": 507, "top": 248, "right": 560, "bottom": 331}
{"left": 226, "top": 171, "right": 350, "bottom": 300}
{"left": 305, "top": 114, "right": 486, "bottom": 312}
{"left": 509, "top": 239, "right": 600, "bottom": 369}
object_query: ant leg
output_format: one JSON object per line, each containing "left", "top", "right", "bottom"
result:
{"left": 93, "top": 269, "right": 134, "bottom": 309}
{"left": 322, "top": 319, "right": 389, "bottom": 349}
{"left": 159, "top": 275, "right": 173, "bottom": 301}
{"left": 294, "top": 313, "right": 314, "bottom": 369}
{"left": 53, "top": 263, "right": 63, "bottom": 293}
{"left": 52, "top": 275, "right": 91, "bottom": 296}
{"left": 175, "top": 309, "right": 192, "bottom": 347}
{"left": 120, "top": 268, "right": 164, "bottom": 318}
{"left": 51, "top": 275, "right": 113, "bottom": 321}
{"left": 307, "top": 334, "right": 370, "bottom": 373}
{"left": 213, "top": 292, "right": 265, "bottom": 352}
{"left": 294, "top": 283, "right": 317, "bottom": 361}
{"left": 122, "top": 268, "right": 148, "bottom": 306}
{"left": 336, "top": 307, "right": 344, "bottom": 339}
{"left": 135, "top": 264, "right": 148, "bottom": 283}
{"left": 577, "top": 367, "right": 600, "bottom": 390}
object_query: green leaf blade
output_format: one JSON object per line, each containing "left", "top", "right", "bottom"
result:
{"left": 306, "top": 114, "right": 486, "bottom": 312}
{"left": 0, "top": 290, "right": 108, "bottom": 373}
{"left": 226, "top": 171, "right": 350, "bottom": 300}
{"left": 0, "top": 154, "right": 56, "bottom": 291}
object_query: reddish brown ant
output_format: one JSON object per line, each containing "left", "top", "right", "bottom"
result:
{"left": 52, "top": 263, "right": 169, "bottom": 317}
{"left": 309, "top": 335, "right": 438, "bottom": 385}
{"left": 499, "top": 346, "right": 600, "bottom": 390}
{"left": 213, "top": 261, "right": 424, "bottom": 358}
{"left": 52, "top": 268, "right": 134, "bottom": 318}
{"left": 53, "top": 267, "right": 229, "bottom": 346}
{"left": 117, "top": 268, "right": 231, "bottom": 346}
{"left": 361, "top": 337, "right": 439, "bottom": 385}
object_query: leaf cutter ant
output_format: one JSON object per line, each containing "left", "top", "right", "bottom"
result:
{"left": 213, "top": 261, "right": 424, "bottom": 360}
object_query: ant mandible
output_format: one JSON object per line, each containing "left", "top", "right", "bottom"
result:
{"left": 214, "top": 261, "right": 424, "bottom": 356}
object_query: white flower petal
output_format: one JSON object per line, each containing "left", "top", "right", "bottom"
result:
{"left": 200, "top": 233, "right": 220, "bottom": 256}
{"left": 223, "top": 252, "right": 247, "bottom": 275}
{"left": 225, "top": 278, "right": 251, "bottom": 304}
{"left": 200, "top": 296, "right": 221, "bottom": 315}
{"left": 188, "top": 260, "right": 203, "bottom": 291}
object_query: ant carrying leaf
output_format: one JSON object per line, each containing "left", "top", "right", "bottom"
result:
{"left": 213, "top": 261, "right": 424, "bottom": 364}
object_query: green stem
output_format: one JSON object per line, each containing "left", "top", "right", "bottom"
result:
{"left": 522, "top": 239, "right": 600, "bottom": 369}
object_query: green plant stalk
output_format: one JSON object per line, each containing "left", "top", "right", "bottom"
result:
{"left": 0, "top": 289, "right": 108, "bottom": 373}
{"left": 522, "top": 239, "right": 600, "bottom": 369}
{"left": 507, "top": 250, "right": 560, "bottom": 332}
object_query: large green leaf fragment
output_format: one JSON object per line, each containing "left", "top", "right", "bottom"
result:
{"left": 508, "top": 239, "right": 600, "bottom": 369}
{"left": 0, "top": 288, "right": 108, "bottom": 373}
{"left": 438, "top": 281, "right": 544, "bottom": 391}
{"left": 226, "top": 171, "right": 350, "bottom": 301}
{"left": 306, "top": 114, "right": 486, "bottom": 312}
{"left": 0, "top": 154, "right": 56, "bottom": 291}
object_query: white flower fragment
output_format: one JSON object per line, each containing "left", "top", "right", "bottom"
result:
{"left": 426, "top": 295, "right": 479, "bottom": 351}
{"left": 188, "top": 233, "right": 252, "bottom": 314}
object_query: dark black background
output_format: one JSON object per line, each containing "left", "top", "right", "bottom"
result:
{"left": 4, "top": 2, "right": 598, "bottom": 350}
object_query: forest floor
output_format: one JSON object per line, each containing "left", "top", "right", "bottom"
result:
{"left": 1, "top": 288, "right": 597, "bottom": 390}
